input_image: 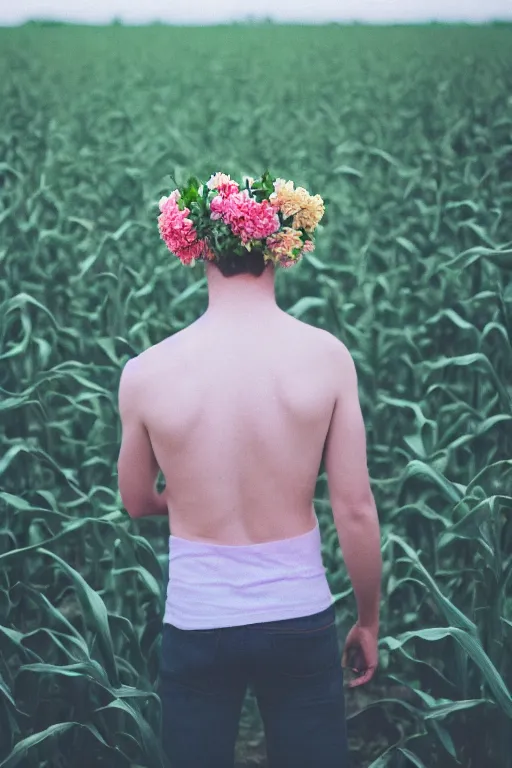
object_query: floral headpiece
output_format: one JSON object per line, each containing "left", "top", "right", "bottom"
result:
{"left": 157, "top": 171, "right": 325, "bottom": 269}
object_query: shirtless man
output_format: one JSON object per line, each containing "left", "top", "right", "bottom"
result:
{"left": 117, "top": 182, "right": 382, "bottom": 768}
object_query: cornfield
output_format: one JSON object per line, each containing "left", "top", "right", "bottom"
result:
{"left": 1, "top": 21, "right": 511, "bottom": 768}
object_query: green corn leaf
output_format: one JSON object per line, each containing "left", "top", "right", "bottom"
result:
{"left": 37, "top": 548, "right": 120, "bottom": 687}
{"left": 0, "top": 723, "right": 111, "bottom": 768}
{"left": 382, "top": 627, "right": 512, "bottom": 717}
{"left": 287, "top": 296, "right": 326, "bottom": 318}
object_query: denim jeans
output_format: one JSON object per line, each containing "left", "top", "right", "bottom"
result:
{"left": 158, "top": 603, "right": 349, "bottom": 768}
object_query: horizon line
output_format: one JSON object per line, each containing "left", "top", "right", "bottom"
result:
{"left": 2, "top": 17, "right": 512, "bottom": 27}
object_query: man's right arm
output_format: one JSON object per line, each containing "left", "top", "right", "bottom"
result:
{"left": 323, "top": 339, "right": 382, "bottom": 632}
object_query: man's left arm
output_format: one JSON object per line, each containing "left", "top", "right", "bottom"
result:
{"left": 116, "top": 359, "right": 168, "bottom": 519}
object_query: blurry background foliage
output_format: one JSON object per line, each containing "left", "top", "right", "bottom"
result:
{"left": 0, "top": 21, "right": 511, "bottom": 768}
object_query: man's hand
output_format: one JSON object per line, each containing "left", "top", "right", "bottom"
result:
{"left": 342, "top": 622, "right": 378, "bottom": 688}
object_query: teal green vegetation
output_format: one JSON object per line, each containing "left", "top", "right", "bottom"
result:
{"left": 0, "top": 22, "right": 511, "bottom": 768}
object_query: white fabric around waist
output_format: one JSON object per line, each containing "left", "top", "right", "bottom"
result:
{"left": 163, "top": 517, "right": 334, "bottom": 630}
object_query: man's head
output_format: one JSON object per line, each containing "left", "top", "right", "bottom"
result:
{"left": 157, "top": 172, "right": 324, "bottom": 273}
{"left": 211, "top": 249, "right": 269, "bottom": 278}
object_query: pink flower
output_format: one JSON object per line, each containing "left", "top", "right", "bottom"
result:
{"left": 281, "top": 239, "right": 315, "bottom": 267}
{"left": 280, "top": 257, "right": 302, "bottom": 268}
{"left": 206, "top": 172, "right": 239, "bottom": 198}
{"left": 264, "top": 228, "right": 316, "bottom": 268}
{"left": 158, "top": 192, "right": 209, "bottom": 265}
{"left": 266, "top": 227, "right": 303, "bottom": 259}
{"left": 210, "top": 193, "right": 226, "bottom": 220}
{"left": 159, "top": 189, "right": 180, "bottom": 210}
{"left": 175, "top": 241, "right": 208, "bottom": 266}
{"left": 210, "top": 190, "right": 280, "bottom": 244}
{"left": 203, "top": 244, "right": 217, "bottom": 261}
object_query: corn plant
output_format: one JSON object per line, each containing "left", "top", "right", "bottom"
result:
{"left": 1, "top": 21, "right": 511, "bottom": 768}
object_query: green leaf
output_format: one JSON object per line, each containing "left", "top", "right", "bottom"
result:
{"left": 170, "top": 277, "right": 207, "bottom": 309}
{"left": 287, "top": 296, "right": 326, "bottom": 318}
{"left": 382, "top": 627, "right": 512, "bottom": 717}
{"left": 37, "top": 548, "right": 119, "bottom": 687}
{"left": 443, "top": 246, "right": 512, "bottom": 272}
{"left": 423, "top": 698, "right": 492, "bottom": 720}
{"left": 385, "top": 535, "right": 477, "bottom": 633}
{"left": 94, "top": 699, "right": 166, "bottom": 767}
{"left": 397, "top": 748, "right": 429, "bottom": 768}
{"left": 333, "top": 165, "right": 363, "bottom": 178}
{"left": 0, "top": 723, "right": 111, "bottom": 768}
{"left": 399, "top": 460, "right": 467, "bottom": 506}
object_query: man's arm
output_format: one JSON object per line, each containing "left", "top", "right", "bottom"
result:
{"left": 116, "top": 359, "right": 168, "bottom": 519}
{"left": 324, "top": 340, "right": 382, "bottom": 631}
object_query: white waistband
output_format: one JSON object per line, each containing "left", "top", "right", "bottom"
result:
{"left": 163, "top": 517, "right": 333, "bottom": 629}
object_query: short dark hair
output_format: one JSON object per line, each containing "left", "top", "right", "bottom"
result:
{"left": 213, "top": 249, "right": 269, "bottom": 278}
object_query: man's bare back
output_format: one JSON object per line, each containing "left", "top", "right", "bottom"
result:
{"left": 117, "top": 259, "right": 382, "bottom": 688}
{"left": 134, "top": 308, "right": 340, "bottom": 545}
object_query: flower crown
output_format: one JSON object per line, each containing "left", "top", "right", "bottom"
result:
{"left": 157, "top": 171, "right": 325, "bottom": 269}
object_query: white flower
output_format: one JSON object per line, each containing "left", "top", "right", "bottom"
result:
{"left": 269, "top": 178, "right": 295, "bottom": 205}
{"left": 274, "top": 178, "right": 294, "bottom": 194}
{"left": 207, "top": 172, "right": 232, "bottom": 190}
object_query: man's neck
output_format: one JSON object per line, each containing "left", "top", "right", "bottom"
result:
{"left": 203, "top": 262, "right": 279, "bottom": 321}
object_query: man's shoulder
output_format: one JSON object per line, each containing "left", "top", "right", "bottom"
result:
{"left": 118, "top": 335, "right": 172, "bottom": 386}
{"left": 322, "top": 331, "right": 352, "bottom": 364}
{"left": 118, "top": 335, "right": 181, "bottom": 414}
{"left": 128, "top": 330, "right": 185, "bottom": 368}
{"left": 292, "top": 319, "right": 351, "bottom": 361}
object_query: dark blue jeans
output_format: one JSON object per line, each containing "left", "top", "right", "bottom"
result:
{"left": 158, "top": 603, "right": 349, "bottom": 767}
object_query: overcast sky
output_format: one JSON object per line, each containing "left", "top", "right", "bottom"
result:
{"left": 1, "top": 0, "right": 511, "bottom": 25}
